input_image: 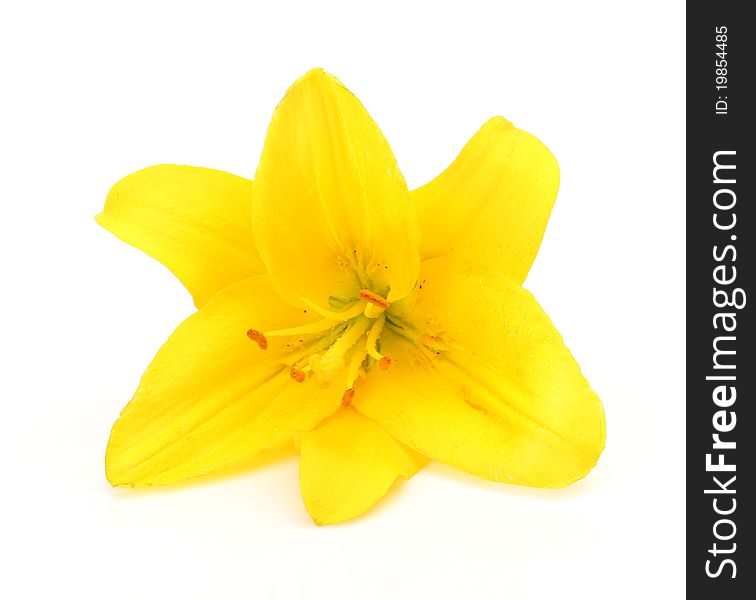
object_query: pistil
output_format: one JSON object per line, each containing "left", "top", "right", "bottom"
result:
{"left": 365, "top": 315, "right": 386, "bottom": 360}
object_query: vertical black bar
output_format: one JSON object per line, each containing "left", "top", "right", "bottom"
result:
{"left": 687, "top": 1, "right": 754, "bottom": 596}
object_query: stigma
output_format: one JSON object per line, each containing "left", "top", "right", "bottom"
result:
{"left": 246, "top": 288, "right": 394, "bottom": 404}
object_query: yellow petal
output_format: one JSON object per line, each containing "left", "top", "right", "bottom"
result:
{"left": 97, "top": 165, "right": 265, "bottom": 308}
{"left": 298, "top": 407, "right": 427, "bottom": 525}
{"left": 355, "top": 257, "right": 605, "bottom": 488}
{"left": 252, "top": 69, "right": 420, "bottom": 307}
{"left": 106, "top": 276, "right": 342, "bottom": 487}
{"left": 412, "top": 117, "right": 559, "bottom": 284}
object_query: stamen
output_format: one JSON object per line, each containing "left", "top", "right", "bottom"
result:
{"left": 365, "top": 315, "right": 386, "bottom": 360}
{"left": 290, "top": 367, "right": 306, "bottom": 383}
{"left": 359, "top": 289, "right": 390, "bottom": 309}
{"left": 345, "top": 344, "right": 366, "bottom": 390}
{"left": 264, "top": 300, "right": 367, "bottom": 338}
{"left": 263, "top": 319, "right": 338, "bottom": 337}
{"left": 309, "top": 318, "right": 371, "bottom": 386}
{"left": 319, "top": 318, "right": 370, "bottom": 364}
{"left": 299, "top": 297, "right": 365, "bottom": 321}
{"left": 341, "top": 388, "right": 355, "bottom": 407}
{"left": 246, "top": 329, "right": 268, "bottom": 350}
{"left": 248, "top": 289, "right": 395, "bottom": 390}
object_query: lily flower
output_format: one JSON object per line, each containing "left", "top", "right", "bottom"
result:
{"left": 98, "top": 69, "right": 605, "bottom": 525}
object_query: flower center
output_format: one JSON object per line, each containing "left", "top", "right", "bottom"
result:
{"left": 246, "top": 289, "right": 393, "bottom": 406}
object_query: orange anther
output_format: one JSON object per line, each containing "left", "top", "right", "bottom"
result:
{"left": 341, "top": 388, "right": 355, "bottom": 407}
{"left": 246, "top": 329, "right": 268, "bottom": 350}
{"left": 378, "top": 356, "right": 392, "bottom": 370}
{"left": 358, "top": 289, "right": 390, "bottom": 309}
{"left": 290, "top": 367, "right": 306, "bottom": 383}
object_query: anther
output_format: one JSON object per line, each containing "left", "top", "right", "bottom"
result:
{"left": 246, "top": 329, "right": 268, "bottom": 350}
{"left": 341, "top": 388, "right": 355, "bottom": 407}
{"left": 378, "top": 356, "right": 392, "bottom": 370}
{"left": 358, "top": 289, "right": 390, "bottom": 309}
{"left": 290, "top": 367, "right": 306, "bottom": 383}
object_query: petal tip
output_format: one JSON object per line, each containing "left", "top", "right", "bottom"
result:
{"left": 290, "top": 67, "right": 343, "bottom": 92}
{"left": 104, "top": 461, "right": 132, "bottom": 489}
{"left": 481, "top": 116, "right": 559, "bottom": 175}
{"left": 484, "top": 115, "right": 515, "bottom": 132}
{"left": 304, "top": 67, "right": 328, "bottom": 79}
{"left": 104, "top": 420, "right": 143, "bottom": 489}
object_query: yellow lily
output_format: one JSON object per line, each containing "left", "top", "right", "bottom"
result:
{"left": 98, "top": 69, "right": 605, "bottom": 525}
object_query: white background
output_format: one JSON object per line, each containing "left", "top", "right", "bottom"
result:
{"left": 0, "top": 1, "right": 684, "bottom": 598}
